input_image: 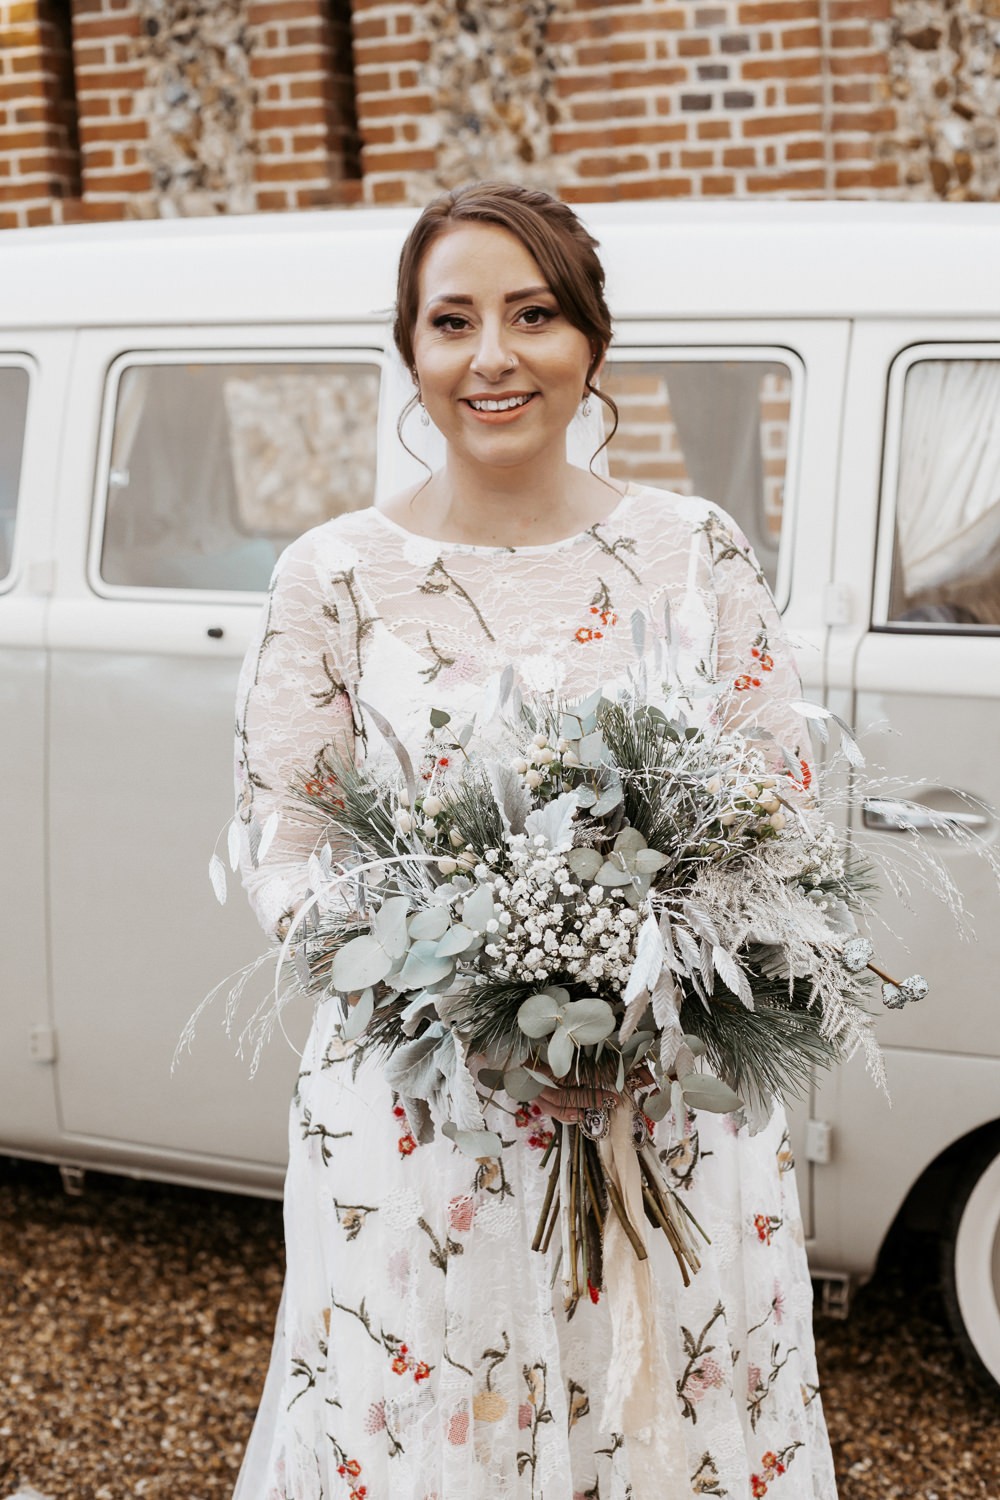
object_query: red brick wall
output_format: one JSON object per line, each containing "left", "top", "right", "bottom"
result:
{"left": 0, "top": 0, "right": 80, "bottom": 228}
{"left": 0, "top": 2, "right": 995, "bottom": 227}
{"left": 249, "top": 0, "right": 362, "bottom": 212}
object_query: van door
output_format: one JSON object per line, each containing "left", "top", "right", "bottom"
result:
{"left": 819, "top": 323, "right": 1000, "bottom": 1274}
{"left": 602, "top": 320, "right": 852, "bottom": 1233}
{"left": 0, "top": 336, "right": 73, "bottom": 1156}
{"left": 46, "top": 330, "right": 383, "bottom": 1191}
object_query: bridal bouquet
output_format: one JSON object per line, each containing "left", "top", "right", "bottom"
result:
{"left": 255, "top": 679, "right": 927, "bottom": 1308}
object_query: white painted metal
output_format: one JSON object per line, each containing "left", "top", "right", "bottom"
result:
{"left": 2, "top": 203, "right": 1000, "bottom": 328}
{"left": 0, "top": 333, "right": 73, "bottom": 1157}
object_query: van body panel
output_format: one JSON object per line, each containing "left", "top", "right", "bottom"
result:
{"left": 810, "top": 1048, "right": 1000, "bottom": 1274}
{"left": 0, "top": 334, "right": 74, "bottom": 1151}
{"left": 4, "top": 205, "right": 1000, "bottom": 328}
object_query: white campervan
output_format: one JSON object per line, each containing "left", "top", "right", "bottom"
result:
{"left": 2, "top": 202, "right": 999, "bottom": 1387}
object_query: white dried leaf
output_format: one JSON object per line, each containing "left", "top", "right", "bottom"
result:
{"left": 208, "top": 853, "right": 227, "bottom": 905}
{"left": 712, "top": 945, "right": 753, "bottom": 1007}
{"left": 227, "top": 818, "right": 241, "bottom": 873}
{"left": 258, "top": 810, "right": 280, "bottom": 863}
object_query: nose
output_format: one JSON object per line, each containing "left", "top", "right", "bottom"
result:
{"left": 470, "top": 317, "right": 515, "bottom": 381}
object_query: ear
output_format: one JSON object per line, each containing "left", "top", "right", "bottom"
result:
{"left": 587, "top": 346, "right": 607, "bottom": 390}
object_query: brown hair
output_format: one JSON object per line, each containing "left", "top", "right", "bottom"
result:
{"left": 393, "top": 182, "right": 618, "bottom": 464}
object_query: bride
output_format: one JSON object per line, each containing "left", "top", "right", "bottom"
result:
{"left": 232, "top": 182, "right": 838, "bottom": 1500}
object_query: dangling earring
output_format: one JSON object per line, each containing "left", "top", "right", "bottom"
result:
{"left": 581, "top": 394, "right": 591, "bottom": 418}
{"left": 418, "top": 397, "right": 430, "bottom": 427}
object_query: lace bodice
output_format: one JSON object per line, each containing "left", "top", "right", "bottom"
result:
{"left": 235, "top": 483, "right": 805, "bottom": 938}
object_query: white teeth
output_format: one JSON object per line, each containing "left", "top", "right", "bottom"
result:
{"left": 469, "top": 394, "right": 532, "bottom": 412}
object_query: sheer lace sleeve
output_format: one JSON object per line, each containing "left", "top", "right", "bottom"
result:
{"left": 702, "top": 505, "right": 809, "bottom": 784}
{"left": 234, "top": 530, "right": 358, "bottom": 939}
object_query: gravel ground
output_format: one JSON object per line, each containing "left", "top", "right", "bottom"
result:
{"left": 0, "top": 1157, "right": 996, "bottom": 1500}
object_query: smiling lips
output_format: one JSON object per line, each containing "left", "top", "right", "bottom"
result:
{"left": 463, "top": 392, "right": 538, "bottom": 423}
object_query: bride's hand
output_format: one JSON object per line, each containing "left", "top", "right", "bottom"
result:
{"left": 534, "top": 1062, "right": 655, "bottom": 1124}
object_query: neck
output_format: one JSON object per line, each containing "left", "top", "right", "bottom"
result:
{"left": 417, "top": 447, "right": 607, "bottom": 548}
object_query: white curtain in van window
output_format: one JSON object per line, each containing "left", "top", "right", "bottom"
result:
{"left": 897, "top": 359, "right": 1000, "bottom": 595}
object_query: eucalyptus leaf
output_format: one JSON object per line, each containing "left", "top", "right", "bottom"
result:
{"left": 561, "top": 712, "right": 583, "bottom": 740}
{"left": 397, "top": 941, "right": 456, "bottom": 991}
{"left": 574, "top": 688, "right": 604, "bottom": 721}
{"left": 561, "top": 997, "right": 616, "bottom": 1045}
{"left": 342, "top": 986, "right": 375, "bottom": 1042}
{"left": 573, "top": 785, "right": 598, "bottom": 810}
{"left": 679, "top": 1072, "right": 744, "bottom": 1114}
{"left": 517, "top": 989, "right": 567, "bottom": 1038}
{"left": 578, "top": 730, "right": 608, "bottom": 768}
{"left": 429, "top": 707, "right": 451, "bottom": 728}
{"left": 374, "top": 895, "right": 411, "bottom": 958}
{"left": 477, "top": 1067, "right": 505, "bottom": 1090}
{"left": 591, "top": 784, "right": 624, "bottom": 816}
{"left": 435, "top": 924, "right": 476, "bottom": 957}
{"left": 613, "top": 827, "right": 647, "bottom": 856}
{"left": 441, "top": 1122, "right": 503, "bottom": 1158}
{"left": 633, "top": 848, "right": 668, "bottom": 874}
{"left": 462, "top": 883, "right": 496, "bottom": 934}
{"left": 503, "top": 1066, "right": 545, "bottom": 1103}
{"left": 597, "top": 862, "right": 633, "bottom": 888}
{"left": 682, "top": 1033, "right": 707, "bottom": 1058}
{"left": 331, "top": 934, "right": 393, "bottom": 992}
{"left": 643, "top": 1088, "right": 673, "bottom": 1122}
{"left": 546, "top": 1025, "right": 575, "bottom": 1079}
{"left": 566, "top": 846, "right": 602, "bottom": 880}
{"left": 408, "top": 905, "right": 451, "bottom": 941}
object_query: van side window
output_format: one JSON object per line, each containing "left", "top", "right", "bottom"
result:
{"left": 601, "top": 358, "right": 793, "bottom": 593}
{"left": 888, "top": 358, "right": 1000, "bottom": 630}
{"left": 0, "top": 366, "right": 29, "bottom": 584}
{"left": 99, "top": 359, "right": 380, "bottom": 593}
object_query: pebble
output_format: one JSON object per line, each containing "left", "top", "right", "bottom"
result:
{"left": 0, "top": 1158, "right": 997, "bottom": 1498}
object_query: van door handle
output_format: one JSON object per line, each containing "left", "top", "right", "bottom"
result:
{"left": 862, "top": 798, "right": 990, "bottom": 833}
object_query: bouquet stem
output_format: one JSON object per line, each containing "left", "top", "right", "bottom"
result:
{"left": 533, "top": 1110, "right": 709, "bottom": 1310}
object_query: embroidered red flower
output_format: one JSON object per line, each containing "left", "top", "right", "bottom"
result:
{"left": 414, "top": 1361, "right": 431, "bottom": 1382}
{"left": 391, "top": 1353, "right": 409, "bottom": 1375}
{"left": 751, "top": 1475, "right": 768, "bottom": 1498}
{"left": 398, "top": 1133, "right": 417, "bottom": 1156}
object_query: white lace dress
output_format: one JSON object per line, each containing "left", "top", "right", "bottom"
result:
{"left": 232, "top": 484, "right": 839, "bottom": 1500}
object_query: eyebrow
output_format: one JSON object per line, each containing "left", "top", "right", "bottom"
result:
{"left": 424, "top": 285, "right": 554, "bottom": 311}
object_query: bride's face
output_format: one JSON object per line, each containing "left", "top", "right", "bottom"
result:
{"left": 410, "top": 222, "right": 594, "bottom": 471}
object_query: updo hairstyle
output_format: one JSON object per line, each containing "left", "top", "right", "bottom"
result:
{"left": 393, "top": 182, "right": 619, "bottom": 460}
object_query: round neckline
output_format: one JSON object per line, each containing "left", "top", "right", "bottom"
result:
{"left": 368, "top": 484, "right": 638, "bottom": 557}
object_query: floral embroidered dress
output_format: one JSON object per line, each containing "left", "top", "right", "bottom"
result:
{"left": 233, "top": 483, "right": 839, "bottom": 1500}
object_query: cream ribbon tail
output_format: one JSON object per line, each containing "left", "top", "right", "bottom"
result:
{"left": 598, "top": 1106, "right": 695, "bottom": 1500}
